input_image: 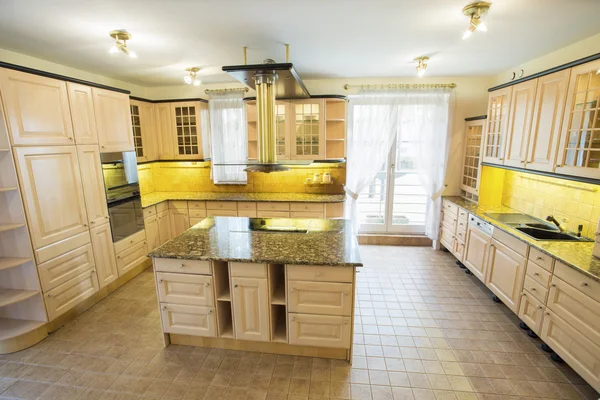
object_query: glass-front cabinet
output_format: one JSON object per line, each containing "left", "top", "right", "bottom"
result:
{"left": 170, "top": 101, "right": 204, "bottom": 160}
{"left": 461, "top": 119, "right": 485, "bottom": 200}
{"left": 483, "top": 86, "right": 512, "bottom": 164}
{"left": 556, "top": 59, "right": 600, "bottom": 179}
{"left": 290, "top": 99, "right": 325, "bottom": 160}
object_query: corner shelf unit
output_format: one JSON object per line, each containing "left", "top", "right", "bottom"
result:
{"left": 0, "top": 97, "right": 48, "bottom": 354}
{"left": 325, "top": 99, "right": 346, "bottom": 159}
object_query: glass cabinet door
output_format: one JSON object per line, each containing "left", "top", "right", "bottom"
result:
{"left": 483, "top": 87, "right": 512, "bottom": 164}
{"left": 556, "top": 60, "right": 600, "bottom": 179}
{"left": 461, "top": 119, "right": 485, "bottom": 196}
{"left": 290, "top": 99, "right": 325, "bottom": 160}
{"left": 129, "top": 103, "right": 144, "bottom": 161}
{"left": 275, "top": 102, "right": 290, "bottom": 159}
{"left": 170, "top": 101, "right": 203, "bottom": 159}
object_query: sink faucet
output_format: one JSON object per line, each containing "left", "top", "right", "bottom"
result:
{"left": 546, "top": 215, "right": 565, "bottom": 232}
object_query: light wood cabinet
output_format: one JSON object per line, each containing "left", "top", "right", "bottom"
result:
{"left": 171, "top": 101, "right": 204, "bottom": 160}
{"left": 288, "top": 313, "right": 351, "bottom": 349}
{"left": 525, "top": 70, "right": 570, "bottom": 172}
{"left": 157, "top": 272, "right": 213, "bottom": 306}
{"left": 439, "top": 227, "right": 454, "bottom": 251}
{"left": 161, "top": 303, "right": 216, "bottom": 337}
{"left": 130, "top": 99, "right": 158, "bottom": 162}
{"left": 116, "top": 240, "right": 147, "bottom": 276}
{"left": 154, "top": 258, "right": 212, "bottom": 275}
{"left": 14, "top": 146, "right": 89, "bottom": 249}
{"left": 288, "top": 281, "right": 352, "bottom": 316}
{"left": 504, "top": 80, "right": 537, "bottom": 168}
{"left": 460, "top": 119, "right": 485, "bottom": 196}
{"left": 37, "top": 243, "right": 95, "bottom": 293}
{"left": 556, "top": 59, "right": 600, "bottom": 179}
{"left": 44, "top": 269, "right": 99, "bottom": 321}
{"left": 483, "top": 87, "right": 512, "bottom": 164}
{"left": 157, "top": 210, "right": 173, "bottom": 245}
{"left": 155, "top": 103, "right": 174, "bottom": 160}
{"left": 0, "top": 69, "right": 74, "bottom": 146}
{"left": 144, "top": 215, "right": 160, "bottom": 251}
{"left": 231, "top": 276, "right": 270, "bottom": 342}
{"left": 463, "top": 224, "right": 491, "bottom": 281}
{"left": 76, "top": 145, "right": 109, "bottom": 227}
{"left": 247, "top": 100, "right": 290, "bottom": 160}
{"left": 66, "top": 83, "right": 98, "bottom": 145}
{"left": 485, "top": 238, "right": 527, "bottom": 313}
{"left": 170, "top": 208, "right": 190, "bottom": 236}
{"left": 518, "top": 291, "right": 545, "bottom": 335}
{"left": 290, "top": 99, "right": 326, "bottom": 160}
{"left": 90, "top": 223, "right": 118, "bottom": 289}
{"left": 92, "top": 88, "right": 133, "bottom": 152}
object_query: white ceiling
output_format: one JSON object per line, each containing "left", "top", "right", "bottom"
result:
{"left": 0, "top": 0, "right": 599, "bottom": 87}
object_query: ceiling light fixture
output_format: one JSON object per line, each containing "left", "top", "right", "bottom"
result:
{"left": 415, "top": 57, "right": 429, "bottom": 78}
{"left": 462, "top": 2, "right": 491, "bottom": 40}
{"left": 109, "top": 30, "right": 136, "bottom": 58}
{"left": 184, "top": 67, "right": 202, "bottom": 86}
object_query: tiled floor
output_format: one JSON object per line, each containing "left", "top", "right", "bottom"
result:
{"left": 1, "top": 246, "right": 599, "bottom": 400}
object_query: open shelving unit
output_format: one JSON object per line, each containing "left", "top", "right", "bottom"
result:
{"left": 0, "top": 98, "right": 47, "bottom": 353}
{"left": 213, "top": 261, "right": 234, "bottom": 338}
{"left": 269, "top": 264, "right": 287, "bottom": 343}
{"left": 325, "top": 99, "right": 346, "bottom": 159}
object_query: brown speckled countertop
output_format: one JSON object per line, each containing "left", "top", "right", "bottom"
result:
{"left": 141, "top": 192, "right": 345, "bottom": 208}
{"left": 148, "top": 216, "right": 362, "bottom": 267}
{"left": 443, "top": 196, "right": 600, "bottom": 281}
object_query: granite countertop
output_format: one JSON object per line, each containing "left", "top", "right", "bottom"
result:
{"left": 148, "top": 216, "right": 362, "bottom": 267}
{"left": 141, "top": 192, "right": 346, "bottom": 208}
{"left": 443, "top": 195, "right": 600, "bottom": 281}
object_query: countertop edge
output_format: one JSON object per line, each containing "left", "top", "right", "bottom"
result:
{"left": 141, "top": 192, "right": 346, "bottom": 208}
{"left": 148, "top": 253, "right": 362, "bottom": 267}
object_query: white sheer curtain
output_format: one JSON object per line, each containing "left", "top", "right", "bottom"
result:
{"left": 208, "top": 90, "right": 247, "bottom": 184}
{"left": 345, "top": 89, "right": 402, "bottom": 231}
{"left": 397, "top": 88, "right": 454, "bottom": 240}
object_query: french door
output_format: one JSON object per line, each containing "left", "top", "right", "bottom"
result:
{"left": 357, "top": 138, "right": 426, "bottom": 234}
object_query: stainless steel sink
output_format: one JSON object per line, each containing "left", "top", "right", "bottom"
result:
{"left": 514, "top": 227, "right": 591, "bottom": 241}
{"left": 484, "top": 212, "right": 592, "bottom": 242}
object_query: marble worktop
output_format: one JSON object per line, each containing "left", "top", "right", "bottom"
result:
{"left": 141, "top": 191, "right": 346, "bottom": 208}
{"left": 148, "top": 216, "right": 362, "bottom": 267}
{"left": 443, "top": 196, "right": 600, "bottom": 281}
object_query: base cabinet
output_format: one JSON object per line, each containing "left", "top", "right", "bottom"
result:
{"left": 144, "top": 215, "right": 160, "bottom": 251}
{"left": 161, "top": 303, "right": 216, "bottom": 337}
{"left": 37, "top": 244, "right": 95, "bottom": 293}
{"left": 157, "top": 210, "right": 173, "bottom": 245}
{"left": 518, "top": 291, "right": 545, "bottom": 335}
{"left": 463, "top": 225, "right": 491, "bottom": 281}
{"left": 157, "top": 272, "right": 213, "bottom": 306}
{"left": 288, "top": 313, "right": 351, "bottom": 349}
{"left": 116, "top": 241, "right": 148, "bottom": 276}
{"left": 485, "top": 238, "right": 526, "bottom": 313}
{"left": 287, "top": 281, "right": 352, "bottom": 316}
{"left": 231, "top": 277, "right": 270, "bottom": 342}
{"left": 44, "top": 269, "right": 99, "bottom": 321}
{"left": 90, "top": 223, "right": 118, "bottom": 289}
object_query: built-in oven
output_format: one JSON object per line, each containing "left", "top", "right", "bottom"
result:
{"left": 100, "top": 151, "right": 144, "bottom": 242}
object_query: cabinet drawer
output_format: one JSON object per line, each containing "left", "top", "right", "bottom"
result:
{"left": 442, "top": 200, "right": 458, "bottom": 216}
{"left": 526, "top": 260, "right": 552, "bottom": 288}
{"left": 492, "top": 228, "right": 529, "bottom": 257}
{"left": 237, "top": 210, "right": 257, "bottom": 218}
{"left": 288, "top": 313, "right": 351, "bottom": 349}
{"left": 230, "top": 262, "right": 267, "bottom": 278}
{"left": 189, "top": 209, "right": 207, "bottom": 219}
{"left": 38, "top": 244, "right": 95, "bottom": 293}
{"left": 288, "top": 281, "right": 353, "bottom": 316}
{"left": 116, "top": 241, "right": 148, "bottom": 276}
{"left": 290, "top": 211, "right": 324, "bottom": 219}
{"left": 142, "top": 206, "right": 156, "bottom": 219}
{"left": 287, "top": 265, "right": 353, "bottom": 283}
{"left": 453, "top": 240, "right": 465, "bottom": 262}
{"left": 114, "top": 230, "right": 146, "bottom": 254}
{"left": 169, "top": 201, "right": 188, "bottom": 211}
{"left": 523, "top": 275, "right": 548, "bottom": 303}
{"left": 35, "top": 231, "right": 91, "bottom": 265}
{"left": 257, "top": 202, "right": 290, "bottom": 211}
{"left": 161, "top": 303, "right": 216, "bottom": 337}
{"left": 547, "top": 277, "right": 600, "bottom": 346}
{"left": 541, "top": 310, "right": 600, "bottom": 392}
{"left": 45, "top": 269, "right": 99, "bottom": 321}
{"left": 156, "top": 202, "right": 169, "bottom": 213}
{"left": 157, "top": 272, "right": 213, "bottom": 306}
{"left": 188, "top": 201, "right": 206, "bottom": 210}
{"left": 207, "top": 209, "right": 238, "bottom": 217}
{"left": 439, "top": 227, "right": 454, "bottom": 250}
{"left": 256, "top": 211, "right": 290, "bottom": 218}
{"left": 528, "top": 248, "right": 554, "bottom": 272}
{"left": 206, "top": 201, "right": 237, "bottom": 210}
{"left": 154, "top": 258, "right": 212, "bottom": 275}
{"left": 237, "top": 202, "right": 257, "bottom": 211}
{"left": 554, "top": 261, "right": 600, "bottom": 304}
{"left": 441, "top": 211, "right": 458, "bottom": 229}
{"left": 518, "top": 291, "right": 545, "bottom": 335}
{"left": 290, "top": 203, "right": 325, "bottom": 213}
{"left": 457, "top": 208, "right": 469, "bottom": 221}
{"left": 455, "top": 228, "right": 466, "bottom": 243}
{"left": 456, "top": 217, "right": 468, "bottom": 232}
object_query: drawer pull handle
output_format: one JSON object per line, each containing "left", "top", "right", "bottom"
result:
{"left": 545, "top": 312, "right": 550, "bottom": 316}
{"left": 163, "top": 306, "right": 167, "bottom": 310}
{"left": 522, "top": 293, "right": 526, "bottom": 297}
{"left": 209, "top": 310, "right": 213, "bottom": 314}
{"left": 550, "top": 283, "right": 556, "bottom": 287}
{"left": 581, "top": 282, "right": 589, "bottom": 287}
{"left": 291, "top": 317, "right": 296, "bottom": 322}
{"left": 205, "top": 283, "right": 210, "bottom": 287}
{"left": 536, "top": 257, "right": 543, "bottom": 261}
{"left": 533, "top": 272, "right": 539, "bottom": 276}
{"left": 538, "top": 306, "right": 543, "bottom": 310}
{"left": 159, "top": 279, "right": 163, "bottom": 283}
{"left": 180, "top": 264, "right": 185, "bottom": 267}
{"left": 531, "top": 288, "right": 536, "bottom": 291}
{"left": 234, "top": 285, "right": 239, "bottom": 288}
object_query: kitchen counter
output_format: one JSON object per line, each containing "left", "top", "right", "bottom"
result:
{"left": 141, "top": 191, "right": 346, "bottom": 208}
{"left": 443, "top": 195, "right": 600, "bottom": 281}
{"left": 149, "top": 216, "right": 362, "bottom": 267}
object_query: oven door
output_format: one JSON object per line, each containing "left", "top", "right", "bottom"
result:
{"left": 108, "top": 196, "right": 144, "bottom": 242}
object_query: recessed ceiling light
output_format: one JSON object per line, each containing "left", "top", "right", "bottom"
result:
{"left": 109, "top": 29, "right": 136, "bottom": 58}
{"left": 184, "top": 67, "right": 201, "bottom": 86}
{"left": 462, "top": 2, "right": 491, "bottom": 40}
{"left": 415, "top": 57, "right": 429, "bottom": 78}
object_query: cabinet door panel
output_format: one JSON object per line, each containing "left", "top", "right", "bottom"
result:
{"left": 485, "top": 239, "right": 527, "bottom": 313}
{"left": 171, "top": 101, "right": 203, "bottom": 159}
{"left": 157, "top": 210, "right": 173, "bottom": 245}
{"left": 157, "top": 272, "right": 213, "bottom": 306}
{"left": 0, "top": 69, "right": 73, "bottom": 146}
{"left": 139, "top": 101, "right": 158, "bottom": 161}
{"left": 288, "top": 281, "right": 352, "bottom": 316}
{"left": 155, "top": 103, "right": 174, "bottom": 160}
{"left": 144, "top": 215, "right": 160, "bottom": 251}
{"left": 115, "top": 240, "right": 147, "bottom": 276}
{"left": 45, "top": 269, "right": 99, "bottom": 321}
{"left": 439, "top": 227, "right": 454, "bottom": 251}
{"left": 483, "top": 87, "right": 512, "bottom": 164}
{"left": 504, "top": 80, "right": 537, "bottom": 167}
{"left": 76, "top": 145, "right": 109, "bottom": 227}
{"left": 290, "top": 99, "right": 326, "bottom": 160}
{"left": 161, "top": 303, "right": 216, "bottom": 337}
{"left": 518, "top": 291, "right": 544, "bottom": 336}
{"left": 90, "top": 223, "right": 118, "bottom": 289}
{"left": 170, "top": 209, "right": 190, "bottom": 236}
{"left": 231, "top": 277, "right": 270, "bottom": 342}
{"left": 38, "top": 243, "right": 95, "bottom": 293}
{"left": 14, "top": 146, "right": 89, "bottom": 248}
{"left": 463, "top": 226, "right": 490, "bottom": 282}
{"left": 526, "top": 70, "right": 570, "bottom": 172}
{"left": 92, "top": 88, "right": 133, "bottom": 152}
{"left": 67, "top": 83, "right": 98, "bottom": 145}
{"left": 288, "top": 313, "right": 351, "bottom": 349}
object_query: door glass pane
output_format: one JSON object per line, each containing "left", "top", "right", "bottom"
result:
{"left": 392, "top": 139, "right": 426, "bottom": 227}
{"left": 295, "top": 103, "right": 320, "bottom": 156}
{"left": 175, "top": 106, "right": 199, "bottom": 156}
{"left": 130, "top": 105, "right": 144, "bottom": 158}
{"left": 357, "top": 162, "right": 387, "bottom": 227}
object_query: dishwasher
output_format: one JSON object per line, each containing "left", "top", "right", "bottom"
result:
{"left": 462, "top": 215, "right": 494, "bottom": 281}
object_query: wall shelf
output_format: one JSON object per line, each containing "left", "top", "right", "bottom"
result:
{"left": 217, "top": 288, "right": 230, "bottom": 302}
{"left": 0, "top": 224, "right": 25, "bottom": 233}
{"left": 0, "top": 187, "right": 18, "bottom": 192}
{"left": 0, "top": 289, "right": 39, "bottom": 308}
{"left": 0, "top": 257, "right": 32, "bottom": 272}
{"left": 0, "top": 318, "right": 45, "bottom": 341}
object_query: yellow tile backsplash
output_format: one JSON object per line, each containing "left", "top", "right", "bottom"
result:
{"left": 480, "top": 166, "right": 600, "bottom": 237}
{"left": 137, "top": 161, "right": 346, "bottom": 196}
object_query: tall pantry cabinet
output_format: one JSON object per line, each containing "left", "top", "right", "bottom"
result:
{"left": 0, "top": 67, "right": 134, "bottom": 327}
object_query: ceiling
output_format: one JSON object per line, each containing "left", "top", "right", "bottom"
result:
{"left": 0, "top": 0, "right": 599, "bottom": 87}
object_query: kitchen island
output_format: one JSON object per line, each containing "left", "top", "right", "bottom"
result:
{"left": 149, "top": 216, "right": 362, "bottom": 360}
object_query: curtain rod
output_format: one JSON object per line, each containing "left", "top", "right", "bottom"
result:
{"left": 344, "top": 83, "right": 456, "bottom": 90}
{"left": 204, "top": 88, "right": 249, "bottom": 94}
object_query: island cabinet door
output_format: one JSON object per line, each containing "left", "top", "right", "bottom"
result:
{"left": 161, "top": 303, "right": 216, "bottom": 337}
{"left": 157, "top": 272, "right": 214, "bottom": 306}
{"left": 288, "top": 313, "right": 351, "bottom": 349}
{"left": 231, "top": 277, "right": 270, "bottom": 342}
{"left": 288, "top": 281, "right": 353, "bottom": 316}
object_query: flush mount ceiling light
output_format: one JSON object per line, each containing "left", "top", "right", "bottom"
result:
{"left": 184, "top": 67, "right": 202, "bottom": 86}
{"left": 462, "top": 1, "right": 491, "bottom": 40}
{"left": 415, "top": 56, "right": 429, "bottom": 78}
{"left": 109, "top": 30, "right": 136, "bottom": 58}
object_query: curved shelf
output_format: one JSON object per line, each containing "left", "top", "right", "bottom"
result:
{"left": 0, "top": 187, "right": 18, "bottom": 192}
{"left": 0, "top": 318, "right": 45, "bottom": 341}
{"left": 0, "top": 289, "right": 39, "bottom": 308}
{"left": 0, "top": 223, "right": 25, "bottom": 233}
{"left": 0, "top": 257, "right": 32, "bottom": 272}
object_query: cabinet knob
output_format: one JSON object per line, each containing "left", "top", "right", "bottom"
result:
{"left": 520, "top": 160, "right": 524, "bottom": 164}
{"left": 545, "top": 312, "right": 550, "bottom": 316}
{"left": 205, "top": 282, "right": 210, "bottom": 287}
{"left": 556, "top": 164, "right": 562, "bottom": 167}
{"left": 180, "top": 264, "right": 185, "bottom": 267}
{"left": 68, "top": 137, "right": 73, "bottom": 140}
{"left": 159, "top": 279, "right": 163, "bottom": 283}
{"left": 522, "top": 293, "right": 527, "bottom": 297}
{"left": 550, "top": 283, "right": 556, "bottom": 287}
{"left": 531, "top": 287, "right": 536, "bottom": 291}
{"left": 291, "top": 317, "right": 296, "bottom": 322}
{"left": 163, "top": 306, "right": 167, "bottom": 310}
{"left": 499, "top": 158, "right": 503, "bottom": 161}
{"left": 536, "top": 256, "right": 543, "bottom": 261}
{"left": 533, "top": 272, "right": 539, "bottom": 276}
{"left": 234, "top": 284, "right": 238, "bottom": 288}
{"left": 581, "top": 282, "right": 589, "bottom": 287}
{"left": 538, "top": 306, "right": 543, "bottom": 310}
{"left": 209, "top": 310, "right": 213, "bottom": 314}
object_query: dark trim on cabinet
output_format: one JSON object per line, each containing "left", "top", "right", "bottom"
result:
{"left": 481, "top": 162, "right": 600, "bottom": 185}
{"left": 465, "top": 115, "right": 487, "bottom": 121}
{"left": 129, "top": 96, "right": 153, "bottom": 103}
{"left": 130, "top": 96, "right": 209, "bottom": 104}
{"left": 488, "top": 52, "right": 600, "bottom": 92}
{"left": 137, "top": 158, "right": 211, "bottom": 165}
{"left": 243, "top": 94, "right": 348, "bottom": 101}
{"left": 0, "top": 61, "right": 131, "bottom": 94}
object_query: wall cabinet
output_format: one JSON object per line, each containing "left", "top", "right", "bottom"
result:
{"left": 14, "top": 146, "right": 89, "bottom": 249}
{"left": 483, "top": 87, "right": 512, "bottom": 164}
{"left": 485, "top": 238, "right": 527, "bottom": 313}
{"left": 460, "top": 119, "right": 485, "bottom": 197}
{"left": 66, "top": 83, "right": 98, "bottom": 145}
{"left": 171, "top": 102, "right": 204, "bottom": 159}
{"left": 92, "top": 88, "right": 134, "bottom": 152}
{"left": 504, "top": 80, "right": 537, "bottom": 168}
{"left": 231, "top": 276, "right": 270, "bottom": 342}
{"left": 155, "top": 103, "right": 174, "bottom": 160}
{"left": 76, "top": 145, "right": 109, "bottom": 227}
{"left": 90, "top": 223, "right": 118, "bottom": 289}
{"left": 0, "top": 68, "right": 74, "bottom": 146}
{"left": 130, "top": 99, "right": 158, "bottom": 162}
